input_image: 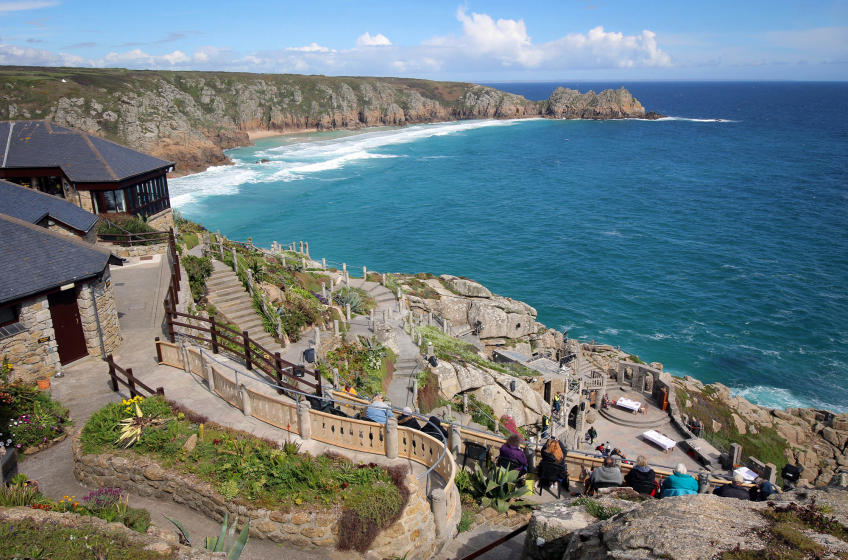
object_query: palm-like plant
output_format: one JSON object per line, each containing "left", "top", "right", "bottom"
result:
{"left": 167, "top": 512, "right": 250, "bottom": 560}
{"left": 468, "top": 464, "right": 532, "bottom": 513}
{"left": 117, "top": 402, "right": 168, "bottom": 448}
{"left": 334, "top": 287, "right": 364, "bottom": 314}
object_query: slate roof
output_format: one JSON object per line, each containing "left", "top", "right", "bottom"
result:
{"left": 0, "top": 213, "right": 122, "bottom": 305}
{"left": 0, "top": 121, "right": 172, "bottom": 183}
{"left": 0, "top": 180, "right": 99, "bottom": 234}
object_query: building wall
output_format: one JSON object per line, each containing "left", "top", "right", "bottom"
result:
{"left": 0, "top": 296, "right": 59, "bottom": 383}
{"left": 77, "top": 190, "right": 96, "bottom": 214}
{"left": 76, "top": 269, "right": 122, "bottom": 358}
{"left": 37, "top": 217, "right": 96, "bottom": 244}
{"left": 147, "top": 207, "right": 174, "bottom": 231}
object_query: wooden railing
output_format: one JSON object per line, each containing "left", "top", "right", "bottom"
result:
{"left": 97, "top": 229, "right": 171, "bottom": 247}
{"left": 106, "top": 354, "right": 164, "bottom": 399}
{"left": 161, "top": 230, "right": 321, "bottom": 396}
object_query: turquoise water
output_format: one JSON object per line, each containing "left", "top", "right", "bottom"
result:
{"left": 171, "top": 82, "right": 848, "bottom": 412}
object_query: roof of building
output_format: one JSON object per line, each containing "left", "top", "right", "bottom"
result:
{"left": 0, "top": 120, "right": 172, "bottom": 183}
{"left": 0, "top": 180, "right": 99, "bottom": 234}
{"left": 0, "top": 213, "right": 122, "bottom": 305}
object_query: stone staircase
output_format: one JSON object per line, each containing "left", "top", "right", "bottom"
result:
{"left": 205, "top": 267, "right": 281, "bottom": 352}
{"left": 597, "top": 404, "right": 672, "bottom": 429}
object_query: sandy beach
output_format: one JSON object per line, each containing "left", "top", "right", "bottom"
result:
{"left": 247, "top": 129, "right": 298, "bottom": 140}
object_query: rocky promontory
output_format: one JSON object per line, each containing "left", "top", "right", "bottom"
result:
{"left": 0, "top": 66, "right": 661, "bottom": 175}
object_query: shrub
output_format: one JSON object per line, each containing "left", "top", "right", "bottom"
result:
{"left": 183, "top": 255, "right": 213, "bottom": 302}
{"left": 338, "top": 465, "right": 411, "bottom": 553}
{"left": 572, "top": 497, "right": 622, "bottom": 520}
{"left": 1, "top": 380, "right": 70, "bottom": 452}
{"left": 468, "top": 464, "right": 532, "bottom": 513}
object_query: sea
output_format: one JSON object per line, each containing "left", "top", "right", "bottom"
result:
{"left": 170, "top": 81, "right": 848, "bottom": 413}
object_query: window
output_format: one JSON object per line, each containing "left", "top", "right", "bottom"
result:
{"left": 0, "top": 305, "right": 18, "bottom": 328}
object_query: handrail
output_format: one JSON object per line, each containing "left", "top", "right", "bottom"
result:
{"left": 171, "top": 333, "right": 451, "bottom": 485}
{"left": 106, "top": 354, "right": 164, "bottom": 399}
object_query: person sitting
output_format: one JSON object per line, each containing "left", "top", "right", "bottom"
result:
{"left": 749, "top": 477, "right": 780, "bottom": 502}
{"left": 660, "top": 464, "right": 699, "bottom": 498}
{"left": 397, "top": 407, "right": 422, "bottom": 431}
{"left": 587, "top": 457, "right": 622, "bottom": 492}
{"left": 713, "top": 474, "right": 751, "bottom": 500}
{"left": 364, "top": 393, "right": 393, "bottom": 424}
{"left": 610, "top": 448, "right": 627, "bottom": 460}
{"left": 497, "top": 434, "right": 528, "bottom": 473}
{"left": 596, "top": 442, "right": 611, "bottom": 457}
{"left": 421, "top": 416, "right": 448, "bottom": 441}
{"left": 538, "top": 438, "right": 568, "bottom": 492}
{"left": 342, "top": 383, "right": 358, "bottom": 397}
{"left": 624, "top": 455, "right": 656, "bottom": 487}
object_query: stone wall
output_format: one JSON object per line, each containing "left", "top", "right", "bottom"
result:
{"left": 71, "top": 431, "right": 444, "bottom": 560}
{"left": 0, "top": 295, "right": 57, "bottom": 382}
{"left": 76, "top": 270, "right": 122, "bottom": 358}
{"left": 40, "top": 218, "right": 97, "bottom": 243}
{"left": 77, "top": 189, "right": 96, "bottom": 214}
{"left": 99, "top": 241, "right": 169, "bottom": 258}
{"left": 148, "top": 208, "right": 174, "bottom": 231}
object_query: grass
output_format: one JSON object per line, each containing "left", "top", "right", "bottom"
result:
{"left": 572, "top": 497, "right": 622, "bottom": 520}
{"left": 0, "top": 518, "right": 172, "bottom": 560}
{"left": 417, "top": 325, "right": 535, "bottom": 377}
{"left": 674, "top": 381, "right": 790, "bottom": 471}
{"left": 722, "top": 498, "right": 847, "bottom": 560}
{"left": 457, "top": 509, "right": 476, "bottom": 533}
{"left": 80, "top": 396, "right": 401, "bottom": 510}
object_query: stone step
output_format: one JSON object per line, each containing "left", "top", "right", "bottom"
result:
{"left": 217, "top": 300, "right": 254, "bottom": 314}
{"left": 209, "top": 291, "right": 248, "bottom": 305}
{"left": 208, "top": 285, "right": 247, "bottom": 298}
{"left": 597, "top": 406, "right": 672, "bottom": 429}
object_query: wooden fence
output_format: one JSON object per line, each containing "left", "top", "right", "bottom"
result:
{"left": 106, "top": 354, "right": 164, "bottom": 399}
{"left": 96, "top": 229, "right": 171, "bottom": 247}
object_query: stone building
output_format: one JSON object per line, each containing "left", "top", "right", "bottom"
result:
{"left": 0, "top": 120, "right": 175, "bottom": 230}
{"left": 0, "top": 214, "right": 123, "bottom": 382}
{"left": 0, "top": 180, "right": 100, "bottom": 243}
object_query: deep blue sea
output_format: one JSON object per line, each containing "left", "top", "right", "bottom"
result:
{"left": 171, "top": 82, "right": 848, "bottom": 412}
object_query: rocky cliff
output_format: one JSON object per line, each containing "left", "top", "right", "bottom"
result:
{"left": 0, "top": 66, "right": 656, "bottom": 175}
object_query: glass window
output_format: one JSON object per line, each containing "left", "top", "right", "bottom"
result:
{"left": 103, "top": 191, "right": 117, "bottom": 213}
{"left": 114, "top": 190, "right": 126, "bottom": 213}
{"left": 92, "top": 192, "right": 101, "bottom": 214}
{"left": 0, "top": 305, "right": 18, "bottom": 327}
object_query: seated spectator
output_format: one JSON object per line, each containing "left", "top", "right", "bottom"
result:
{"left": 342, "top": 383, "right": 358, "bottom": 397}
{"left": 421, "top": 416, "right": 448, "bottom": 441}
{"left": 397, "top": 407, "right": 422, "bottom": 431}
{"left": 540, "top": 437, "right": 567, "bottom": 465}
{"left": 713, "top": 474, "right": 751, "bottom": 501}
{"left": 588, "top": 457, "right": 623, "bottom": 490}
{"left": 749, "top": 477, "right": 780, "bottom": 502}
{"left": 624, "top": 455, "right": 656, "bottom": 487}
{"left": 498, "top": 434, "right": 528, "bottom": 473}
{"left": 364, "top": 393, "right": 393, "bottom": 424}
{"left": 660, "top": 464, "right": 699, "bottom": 498}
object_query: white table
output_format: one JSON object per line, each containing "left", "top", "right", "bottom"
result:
{"left": 734, "top": 467, "right": 759, "bottom": 483}
{"left": 616, "top": 397, "right": 642, "bottom": 413}
{"left": 643, "top": 430, "right": 676, "bottom": 452}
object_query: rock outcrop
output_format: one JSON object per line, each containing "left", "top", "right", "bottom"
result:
{"left": 524, "top": 488, "right": 848, "bottom": 560}
{"left": 0, "top": 67, "right": 662, "bottom": 176}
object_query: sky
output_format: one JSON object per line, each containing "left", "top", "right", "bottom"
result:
{"left": 0, "top": 0, "right": 846, "bottom": 80}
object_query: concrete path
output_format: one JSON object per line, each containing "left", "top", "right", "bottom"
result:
{"left": 441, "top": 525, "right": 525, "bottom": 560}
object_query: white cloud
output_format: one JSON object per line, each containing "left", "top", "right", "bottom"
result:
{"left": 0, "top": 1, "right": 58, "bottom": 12}
{"left": 356, "top": 32, "right": 392, "bottom": 47}
{"left": 286, "top": 43, "right": 329, "bottom": 52}
{"left": 0, "top": 43, "right": 83, "bottom": 66}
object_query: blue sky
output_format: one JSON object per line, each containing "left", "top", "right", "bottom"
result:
{"left": 1, "top": 0, "right": 846, "bottom": 80}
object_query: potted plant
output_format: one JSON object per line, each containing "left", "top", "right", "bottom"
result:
{"left": 36, "top": 377, "right": 50, "bottom": 390}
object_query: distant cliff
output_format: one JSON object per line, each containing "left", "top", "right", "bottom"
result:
{"left": 0, "top": 66, "right": 658, "bottom": 175}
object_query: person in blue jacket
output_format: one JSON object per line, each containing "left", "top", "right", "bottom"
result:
{"left": 365, "top": 393, "right": 394, "bottom": 424}
{"left": 660, "top": 464, "right": 699, "bottom": 498}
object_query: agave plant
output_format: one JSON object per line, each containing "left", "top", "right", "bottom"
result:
{"left": 117, "top": 402, "right": 168, "bottom": 448}
{"left": 469, "top": 464, "right": 532, "bottom": 513}
{"left": 167, "top": 512, "right": 250, "bottom": 559}
{"left": 361, "top": 337, "right": 387, "bottom": 356}
{"left": 334, "top": 287, "right": 364, "bottom": 314}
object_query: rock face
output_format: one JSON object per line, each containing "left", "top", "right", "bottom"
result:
{"left": 433, "top": 361, "right": 551, "bottom": 426}
{"left": 0, "top": 67, "right": 660, "bottom": 176}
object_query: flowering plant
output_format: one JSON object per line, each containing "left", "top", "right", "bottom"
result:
{"left": 500, "top": 415, "right": 520, "bottom": 436}
{"left": 6, "top": 408, "right": 66, "bottom": 450}
{"left": 82, "top": 487, "right": 122, "bottom": 512}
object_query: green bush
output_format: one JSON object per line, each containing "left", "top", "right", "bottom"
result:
{"left": 0, "top": 376, "right": 71, "bottom": 451}
{"left": 80, "top": 397, "right": 398, "bottom": 510}
{"left": 338, "top": 465, "right": 410, "bottom": 553}
{"left": 183, "top": 255, "right": 213, "bottom": 302}
{"left": 0, "top": 519, "right": 169, "bottom": 560}
{"left": 572, "top": 497, "right": 622, "bottom": 520}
